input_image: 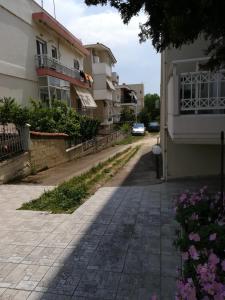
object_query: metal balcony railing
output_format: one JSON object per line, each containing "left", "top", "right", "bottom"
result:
{"left": 35, "top": 55, "right": 81, "bottom": 81}
{"left": 180, "top": 71, "right": 225, "bottom": 114}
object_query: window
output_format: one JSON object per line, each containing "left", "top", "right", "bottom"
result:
{"left": 40, "top": 88, "right": 49, "bottom": 106}
{"left": 39, "top": 76, "right": 71, "bottom": 107}
{"left": 74, "top": 59, "right": 80, "bottom": 70}
{"left": 36, "top": 39, "right": 47, "bottom": 67}
{"left": 36, "top": 39, "right": 47, "bottom": 56}
{"left": 52, "top": 46, "right": 58, "bottom": 59}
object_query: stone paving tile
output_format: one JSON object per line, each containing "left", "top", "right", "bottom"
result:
{"left": 0, "top": 231, "right": 48, "bottom": 247}
{"left": 0, "top": 288, "right": 31, "bottom": 299}
{"left": 116, "top": 273, "right": 160, "bottom": 300}
{"left": 0, "top": 184, "right": 183, "bottom": 299}
{"left": 74, "top": 270, "right": 121, "bottom": 299}
{"left": 128, "top": 236, "right": 160, "bottom": 255}
{"left": 53, "top": 246, "right": 93, "bottom": 268}
{"left": 0, "top": 245, "right": 34, "bottom": 264}
{"left": 28, "top": 291, "right": 71, "bottom": 299}
{"left": 0, "top": 263, "right": 18, "bottom": 287}
{"left": 36, "top": 265, "right": 83, "bottom": 296}
{"left": 76, "top": 223, "right": 108, "bottom": 236}
{"left": 123, "top": 251, "right": 160, "bottom": 275}
{"left": 0, "top": 263, "right": 49, "bottom": 290}
{"left": 22, "top": 247, "right": 64, "bottom": 267}
{"left": 87, "top": 243, "right": 127, "bottom": 272}
{"left": 53, "top": 222, "right": 83, "bottom": 234}
{"left": 67, "top": 235, "right": 101, "bottom": 251}
{"left": 39, "top": 233, "right": 74, "bottom": 249}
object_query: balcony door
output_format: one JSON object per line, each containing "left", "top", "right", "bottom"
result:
{"left": 36, "top": 39, "right": 47, "bottom": 67}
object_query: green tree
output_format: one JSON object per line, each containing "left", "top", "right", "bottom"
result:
{"left": 138, "top": 93, "right": 160, "bottom": 126}
{"left": 144, "top": 93, "right": 160, "bottom": 121}
{"left": 120, "top": 107, "right": 136, "bottom": 124}
{"left": 85, "top": 0, "right": 225, "bottom": 69}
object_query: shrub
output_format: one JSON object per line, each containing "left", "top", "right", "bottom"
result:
{"left": 120, "top": 123, "right": 131, "bottom": 134}
{"left": 0, "top": 97, "right": 100, "bottom": 140}
{"left": 175, "top": 188, "right": 225, "bottom": 299}
{"left": 120, "top": 107, "right": 136, "bottom": 123}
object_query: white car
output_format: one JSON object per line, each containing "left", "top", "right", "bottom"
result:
{"left": 132, "top": 123, "right": 145, "bottom": 136}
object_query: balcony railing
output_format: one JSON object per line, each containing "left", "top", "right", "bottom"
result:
{"left": 35, "top": 55, "right": 81, "bottom": 81}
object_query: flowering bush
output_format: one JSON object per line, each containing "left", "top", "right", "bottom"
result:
{"left": 175, "top": 187, "right": 225, "bottom": 299}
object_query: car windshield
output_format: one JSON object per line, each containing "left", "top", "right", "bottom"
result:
{"left": 149, "top": 122, "right": 158, "bottom": 126}
{"left": 133, "top": 123, "right": 144, "bottom": 128}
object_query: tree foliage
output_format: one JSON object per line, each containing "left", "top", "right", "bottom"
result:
{"left": 0, "top": 98, "right": 100, "bottom": 140}
{"left": 85, "top": 0, "right": 225, "bottom": 69}
{"left": 120, "top": 107, "right": 136, "bottom": 124}
{"left": 138, "top": 93, "right": 160, "bottom": 126}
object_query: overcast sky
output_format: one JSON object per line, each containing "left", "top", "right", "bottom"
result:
{"left": 35, "top": 0, "right": 160, "bottom": 95}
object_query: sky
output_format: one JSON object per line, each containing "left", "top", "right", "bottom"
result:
{"left": 35, "top": 0, "right": 160, "bottom": 95}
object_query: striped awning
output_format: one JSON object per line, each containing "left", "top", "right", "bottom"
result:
{"left": 75, "top": 87, "right": 97, "bottom": 108}
{"left": 106, "top": 79, "right": 115, "bottom": 91}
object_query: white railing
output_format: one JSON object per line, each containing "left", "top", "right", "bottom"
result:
{"left": 180, "top": 70, "right": 225, "bottom": 113}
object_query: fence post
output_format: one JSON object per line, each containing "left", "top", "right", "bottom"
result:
{"left": 21, "top": 124, "right": 31, "bottom": 151}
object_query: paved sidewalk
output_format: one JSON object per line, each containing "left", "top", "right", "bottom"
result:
{"left": 0, "top": 182, "right": 181, "bottom": 300}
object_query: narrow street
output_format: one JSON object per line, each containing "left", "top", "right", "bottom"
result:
{"left": 0, "top": 136, "right": 181, "bottom": 300}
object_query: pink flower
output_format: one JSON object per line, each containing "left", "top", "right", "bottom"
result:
{"left": 190, "top": 213, "right": 199, "bottom": 220}
{"left": 182, "top": 252, "right": 189, "bottom": 261}
{"left": 189, "top": 232, "right": 200, "bottom": 242}
{"left": 209, "top": 233, "right": 217, "bottom": 241}
{"left": 189, "top": 245, "right": 199, "bottom": 260}
{"left": 179, "top": 193, "right": 187, "bottom": 203}
{"left": 208, "top": 253, "right": 220, "bottom": 266}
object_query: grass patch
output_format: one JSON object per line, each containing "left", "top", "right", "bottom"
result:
{"left": 19, "top": 146, "right": 140, "bottom": 214}
{"left": 115, "top": 134, "right": 145, "bottom": 145}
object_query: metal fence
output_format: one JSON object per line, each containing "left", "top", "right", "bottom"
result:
{"left": 0, "top": 124, "right": 28, "bottom": 161}
{"left": 35, "top": 55, "right": 81, "bottom": 81}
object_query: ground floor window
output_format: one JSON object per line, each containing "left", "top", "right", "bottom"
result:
{"left": 38, "top": 76, "right": 71, "bottom": 107}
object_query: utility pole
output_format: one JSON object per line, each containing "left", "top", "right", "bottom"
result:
{"left": 41, "top": 0, "right": 43, "bottom": 8}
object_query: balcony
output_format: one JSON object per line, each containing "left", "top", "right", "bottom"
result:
{"left": 93, "top": 63, "right": 112, "bottom": 77}
{"left": 35, "top": 55, "right": 89, "bottom": 89}
{"left": 93, "top": 89, "right": 113, "bottom": 101}
{"left": 167, "top": 58, "right": 225, "bottom": 144}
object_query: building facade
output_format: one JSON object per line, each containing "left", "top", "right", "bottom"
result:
{"left": 160, "top": 38, "right": 225, "bottom": 179}
{"left": 112, "top": 72, "right": 121, "bottom": 123}
{"left": 84, "top": 43, "right": 117, "bottom": 133}
{"left": 126, "top": 83, "right": 144, "bottom": 114}
{"left": 0, "top": 0, "right": 96, "bottom": 116}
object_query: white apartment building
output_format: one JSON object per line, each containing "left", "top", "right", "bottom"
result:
{"left": 161, "top": 38, "right": 225, "bottom": 179}
{"left": 0, "top": 0, "right": 96, "bottom": 116}
{"left": 84, "top": 43, "right": 117, "bottom": 133}
{"left": 112, "top": 72, "right": 121, "bottom": 123}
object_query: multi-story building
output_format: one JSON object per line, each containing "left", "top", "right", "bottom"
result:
{"left": 126, "top": 83, "right": 144, "bottom": 114}
{"left": 84, "top": 43, "right": 117, "bottom": 133}
{"left": 118, "top": 84, "right": 138, "bottom": 120}
{"left": 0, "top": 0, "right": 97, "bottom": 117}
{"left": 160, "top": 38, "right": 225, "bottom": 179}
{"left": 112, "top": 72, "right": 121, "bottom": 123}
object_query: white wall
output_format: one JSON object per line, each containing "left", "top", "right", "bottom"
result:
{"left": 0, "top": 74, "right": 38, "bottom": 106}
{"left": 0, "top": 0, "right": 85, "bottom": 105}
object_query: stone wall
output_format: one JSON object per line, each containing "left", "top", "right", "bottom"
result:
{"left": 30, "top": 131, "right": 126, "bottom": 172}
{"left": 30, "top": 132, "right": 70, "bottom": 172}
{"left": 0, "top": 152, "right": 31, "bottom": 183}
